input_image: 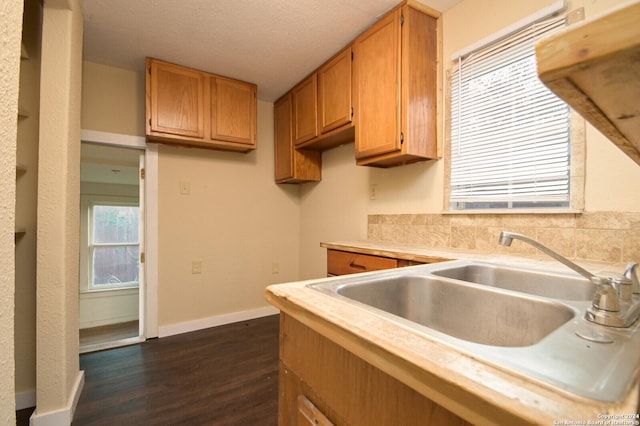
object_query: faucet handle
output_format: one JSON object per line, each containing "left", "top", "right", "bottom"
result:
{"left": 611, "top": 275, "right": 633, "bottom": 301}
{"left": 590, "top": 276, "right": 621, "bottom": 312}
{"left": 624, "top": 262, "right": 640, "bottom": 294}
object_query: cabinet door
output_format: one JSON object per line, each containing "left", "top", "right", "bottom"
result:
{"left": 274, "top": 94, "right": 322, "bottom": 183}
{"left": 275, "top": 95, "right": 294, "bottom": 182}
{"left": 318, "top": 46, "right": 352, "bottom": 134}
{"left": 149, "top": 59, "right": 205, "bottom": 138}
{"left": 354, "top": 10, "right": 402, "bottom": 159}
{"left": 210, "top": 76, "right": 257, "bottom": 147}
{"left": 292, "top": 74, "right": 318, "bottom": 145}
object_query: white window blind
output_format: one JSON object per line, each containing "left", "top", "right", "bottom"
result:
{"left": 450, "top": 16, "right": 570, "bottom": 210}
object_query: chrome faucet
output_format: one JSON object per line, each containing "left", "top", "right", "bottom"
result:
{"left": 624, "top": 262, "right": 640, "bottom": 294}
{"left": 498, "top": 231, "right": 594, "bottom": 280}
{"left": 499, "top": 231, "right": 640, "bottom": 328}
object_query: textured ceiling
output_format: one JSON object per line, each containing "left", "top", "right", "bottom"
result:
{"left": 81, "top": 0, "right": 461, "bottom": 102}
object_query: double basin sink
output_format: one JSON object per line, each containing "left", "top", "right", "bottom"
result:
{"left": 309, "top": 260, "right": 640, "bottom": 402}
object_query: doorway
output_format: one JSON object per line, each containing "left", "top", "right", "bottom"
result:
{"left": 79, "top": 142, "right": 145, "bottom": 352}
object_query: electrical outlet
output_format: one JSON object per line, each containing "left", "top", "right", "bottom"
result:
{"left": 271, "top": 263, "right": 280, "bottom": 274}
{"left": 180, "top": 180, "right": 191, "bottom": 195}
{"left": 369, "top": 184, "right": 378, "bottom": 200}
{"left": 192, "top": 260, "right": 202, "bottom": 274}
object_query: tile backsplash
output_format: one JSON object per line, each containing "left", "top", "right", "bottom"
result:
{"left": 368, "top": 212, "right": 640, "bottom": 264}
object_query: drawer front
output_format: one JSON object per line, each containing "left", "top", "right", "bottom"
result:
{"left": 327, "top": 250, "right": 398, "bottom": 276}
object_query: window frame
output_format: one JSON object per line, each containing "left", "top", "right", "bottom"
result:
{"left": 444, "top": 11, "right": 585, "bottom": 214}
{"left": 80, "top": 194, "right": 141, "bottom": 293}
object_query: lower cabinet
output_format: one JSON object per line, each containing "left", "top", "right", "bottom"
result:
{"left": 327, "top": 249, "right": 425, "bottom": 276}
{"left": 278, "top": 314, "right": 472, "bottom": 426}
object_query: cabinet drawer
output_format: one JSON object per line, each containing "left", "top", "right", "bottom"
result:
{"left": 327, "top": 250, "right": 397, "bottom": 276}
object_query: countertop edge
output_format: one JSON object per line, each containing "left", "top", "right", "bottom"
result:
{"left": 320, "top": 240, "right": 628, "bottom": 275}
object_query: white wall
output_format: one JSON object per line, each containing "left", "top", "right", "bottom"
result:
{"left": 156, "top": 101, "right": 300, "bottom": 330}
{"left": 81, "top": 61, "right": 145, "bottom": 137}
{"left": 79, "top": 289, "right": 139, "bottom": 329}
{"left": 14, "top": 0, "right": 42, "bottom": 408}
{"left": 0, "top": 0, "right": 24, "bottom": 422}
{"left": 33, "top": 0, "right": 84, "bottom": 422}
{"left": 298, "top": 144, "right": 368, "bottom": 279}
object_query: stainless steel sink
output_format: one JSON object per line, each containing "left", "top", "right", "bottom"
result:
{"left": 430, "top": 262, "right": 596, "bottom": 300}
{"left": 336, "top": 275, "right": 574, "bottom": 347}
{"left": 308, "top": 260, "right": 640, "bottom": 402}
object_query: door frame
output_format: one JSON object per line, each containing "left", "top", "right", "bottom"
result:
{"left": 80, "top": 129, "right": 159, "bottom": 338}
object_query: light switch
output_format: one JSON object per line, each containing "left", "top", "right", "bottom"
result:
{"left": 180, "top": 180, "right": 191, "bottom": 195}
{"left": 192, "top": 260, "right": 202, "bottom": 274}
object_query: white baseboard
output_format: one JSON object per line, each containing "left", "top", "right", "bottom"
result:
{"left": 79, "top": 335, "right": 145, "bottom": 355}
{"left": 30, "top": 371, "right": 85, "bottom": 426}
{"left": 16, "top": 389, "right": 36, "bottom": 410}
{"left": 158, "top": 305, "right": 279, "bottom": 338}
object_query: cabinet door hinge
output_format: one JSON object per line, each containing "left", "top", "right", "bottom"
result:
{"left": 401, "top": 14, "right": 404, "bottom": 26}
{"left": 140, "top": 168, "right": 145, "bottom": 179}
{"left": 400, "top": 132, "right": 404, "bottom": 145}
{"left": 140, "top": 252, "right": 145, "bottom": 263}
{"left": 148, "top": 66, "right": 151, "bottom": 75}
{"left": 351, "top": 106, "right": 354, "bottom": 119}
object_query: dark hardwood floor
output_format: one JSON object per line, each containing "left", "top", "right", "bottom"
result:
{"left": 71, "top": 314, "right": 279, "bottom": 425}
{"left": 80, "top": 320, "right": 140, "bottom": 348}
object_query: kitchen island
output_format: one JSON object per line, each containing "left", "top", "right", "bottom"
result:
{"left": 265, "top": 241, "right": 640, "bottom": 425}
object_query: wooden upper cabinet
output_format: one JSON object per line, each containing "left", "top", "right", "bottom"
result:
{"left": 274, "top": 94, "right": 321, "bottom": 183}
{"left": 148, "top": 59, "right": 205, "bottom": 139}
{"left": 318, "top": 46, "right": 353, "bottom": 134}
{"left": 210, "top": 76, "right": 256, "bottom": 146}
{"left": 292, "top": 73, "right": 319, "bottom": 145}
{"left": 275, "top": 95, "right": 294, "bottom": 182}
{"left": 273, "top": 1, "right": 440, "bottom": 181}
{"left": 354, "top": 11, "right": 401, "bottom": 160}
{"left": 146, "top": 57, "right": 257, "bottom": 152}
{"left": 354, "top": 4, "right": 438, "bottom": 167}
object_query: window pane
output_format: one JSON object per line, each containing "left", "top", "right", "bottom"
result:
{"left": 93, "top": 205, "right": 139, "bottom": 244}
{"left": 449, "top": 16, "right": 569, "bottom": 210}
{"left": 93, "top": 246, "right": 139, "bottom": 286}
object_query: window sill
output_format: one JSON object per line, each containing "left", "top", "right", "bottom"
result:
{"left": 441, "top": 208, "right": 584, "bottom": 215}
{"left": 79, "top": 286, "right": 139, "bottom": 296}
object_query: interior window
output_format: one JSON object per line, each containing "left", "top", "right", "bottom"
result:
{"left": 82, "top": 200, "right": 140, "bottom": 291}
{"left": 449, "top": 16, "right": 570, "bottom": 211}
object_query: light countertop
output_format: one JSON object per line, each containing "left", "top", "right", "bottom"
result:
{"left": 265, "top": 240, "right": 639, "bottom": 425}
